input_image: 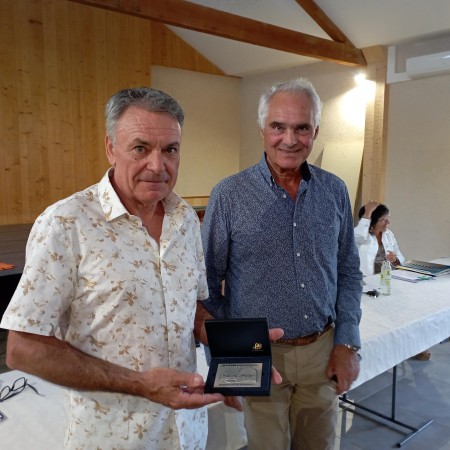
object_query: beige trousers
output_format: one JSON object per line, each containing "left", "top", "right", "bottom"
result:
{"left": 243, "top": 328, "right": 337, "bottom": 450}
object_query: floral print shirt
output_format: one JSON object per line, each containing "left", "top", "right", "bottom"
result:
{"left": 1, "top": 169, "right": 209, "bottom": 450}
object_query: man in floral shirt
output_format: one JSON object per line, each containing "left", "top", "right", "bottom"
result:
{"left": 1, "top": 88, "right": 226, "bottom": 449}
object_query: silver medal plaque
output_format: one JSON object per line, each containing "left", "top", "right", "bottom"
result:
{"left": 214, "top": 363, "right": 262, "bottom": 388}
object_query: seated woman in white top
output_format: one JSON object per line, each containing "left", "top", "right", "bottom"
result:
{"left": 355, "top": 201, "right": 430, "bottom": 361}
{"left": 354, "top": 200, "right": 405, "bottom": 277}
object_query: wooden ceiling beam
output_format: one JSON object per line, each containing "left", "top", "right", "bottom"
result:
{"left": 294, "top": 0, "right": 355, "bottom": 47}
{"left": 69, "top": 0, "right": 366, "bottom": 67}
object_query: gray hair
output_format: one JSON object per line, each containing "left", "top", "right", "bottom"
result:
{"left": 105, "top": 87, "right": 184, "bottom": 144}
{"left": 257, "top": 78, "right": 322, "bottom": 129}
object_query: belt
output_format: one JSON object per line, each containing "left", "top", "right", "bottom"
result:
{"left": 276, "top": 322, "right": 334, "bottom": 346}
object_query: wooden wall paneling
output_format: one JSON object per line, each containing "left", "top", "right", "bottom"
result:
{"left": 150, "top": 22, "right": 168, "bottom": 68}
{"left": 126, "top": 16, "right": 140, "bottom": 86}
{"left": 116, "top": 15, "right": 131, "bottom": 89}
{"left": 105, "top": 10, "right": 122, "bottom": 104}
{"left": 137, "top": 17, "right": 152, "bottom": 85}
{"left": 103, "top": 9, "right": 124, "bottom": 167}
{"left": 42, "top": 0, "right": 64, "bottom": 205}
{"left": 29, "top": 0, "right": 51, "bottom": 221}
{"left": 56, "top": 0, "right": 77, "bottom": 199}
{"left": 0, "top": 0, "right": 228, "bottom": 225}
{"left": 151, "top": 22, "right": 169, "bottom": 68}
{"left": 119, "top": 16, "right": 142, "bottom": 87}
{"left": 69, "top": 2, "right": 89, "bottom": 191}
{"left": 0, "top": 2, "right": 7, "bottom": 223}
{"left": 90, "top": 6, "right": 109, "bottom": 181}
{"left": 0, "top": 0, "right": 19, "bottom": 223}
{"left": 14, "top": 0, "right": 34, "bottom": 224}
{"left": 151, "top": 22, "right": 225, "bottom": 76}
{"left": 117, "top": 14, "right": 150, "bottom": 87}
{"left": 92, "top": 7, "right": 109, "bottom": 178}
{"left": 81, "top": 6, "right": 102, "bottom": 185}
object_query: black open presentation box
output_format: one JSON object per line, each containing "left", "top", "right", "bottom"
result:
{"left": 204, "top": 318, "right": 272, "bottom": 396}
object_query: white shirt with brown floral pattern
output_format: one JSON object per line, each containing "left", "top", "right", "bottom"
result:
{"left": 1, "top": 169, "right": 209, "bottom": 450}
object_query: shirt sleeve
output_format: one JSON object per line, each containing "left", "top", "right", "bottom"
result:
{"left": 354, "top": 218, "right": 371, "bottom": 246}
{"left": 201, "top": 184, "right": 230, "bottom": 319}
{"left": 0, "top": 211, "right": 76, "bottom": 336}
{"left": 335, "top": 188, "right": 363, "bottom": 348}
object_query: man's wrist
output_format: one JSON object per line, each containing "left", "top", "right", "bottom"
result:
{"left": 339, "top": 343, "right": 362, "bottom": 360}
{"left": 194, "top": 300, "right": 214, "bottom": 344}
{"left": 340, "top": 343, "right": 360, "bottom": 353}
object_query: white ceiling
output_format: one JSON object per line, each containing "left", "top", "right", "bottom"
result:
{"left": 169, "top": 0, "right": 450, "bottom": 76}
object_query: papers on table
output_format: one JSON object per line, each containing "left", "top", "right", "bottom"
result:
{"left": 392, "top": 269, "right": 434, "bottom": 283}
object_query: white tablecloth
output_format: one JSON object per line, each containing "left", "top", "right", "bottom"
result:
{"left": 353, "top": 258, "right": 450, "bottom": 389}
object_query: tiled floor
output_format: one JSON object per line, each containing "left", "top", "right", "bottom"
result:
{"left": 1, "top": 333, "right": 449, "bottom": 449}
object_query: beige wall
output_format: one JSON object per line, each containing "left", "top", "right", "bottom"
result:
{"left": 386, "top": 74, "right": 450, "bottom": 260}
{"left": 151, "top": 66, "right": 240, "bottom": 199}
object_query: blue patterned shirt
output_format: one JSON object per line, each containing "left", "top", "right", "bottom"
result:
{"left": 202, "top": 154, "right": 362, "bottom": 347}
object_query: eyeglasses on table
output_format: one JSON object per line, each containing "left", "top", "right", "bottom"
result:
{"left": 0, "top": 376, "right": 41, "bottom": 403}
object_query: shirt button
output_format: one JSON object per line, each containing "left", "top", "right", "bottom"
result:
{"left": 300, "top": 283, "right": 305, "bottom": 288}
{"left": 296, "top": 253, "right": 300, "bottom": 257}
{"left": 304, "top": 315, "right": 308, "bottom": 319}
{"left": 283, "top": 194, "right": 287, "bottom": 198}
{"left": 293, "top": 222, "right": 297, "bottom": 227}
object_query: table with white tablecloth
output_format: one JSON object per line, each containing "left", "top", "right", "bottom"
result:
{"left": 354, "top": 258, "right": 450, "bottom": 390}
{"left": 341, "top": 258, "right": 450, "bottom": 446}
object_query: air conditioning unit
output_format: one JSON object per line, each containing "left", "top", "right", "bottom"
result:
{"left": 406, "top": 51, "right": 450, "bottom": 79}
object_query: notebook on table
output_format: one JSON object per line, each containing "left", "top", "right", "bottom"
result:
{"left": 397, "top": 260, "right": 450, "bottom": 277}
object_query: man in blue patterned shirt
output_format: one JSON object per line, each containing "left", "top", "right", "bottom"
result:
{"left": 200, "top": 78, "right": 362, "bottom": 450}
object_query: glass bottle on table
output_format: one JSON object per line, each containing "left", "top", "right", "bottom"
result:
{"left": 380, "top": 260, "right": 391, "bottom": 295}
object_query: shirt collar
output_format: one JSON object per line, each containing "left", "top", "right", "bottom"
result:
{"left": 257, "top": 152, "right": 312, "bottom": 187}
{"left": 98, "top": 168, "right": 181, "bottom": 222}
{"left": 98, "top": 169, "right": 128, "bottom": 221}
